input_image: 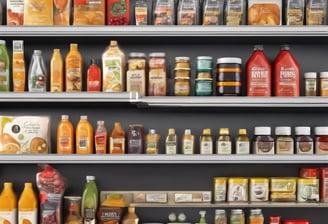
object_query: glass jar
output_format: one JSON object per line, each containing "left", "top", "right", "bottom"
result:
{"left": 230, "top": 209, "right": 245, "bottom": 224}
{"left": 295, "top": 126, "right": 313, "bottom": 154}
{"left": 315, "top": 126, "right": 328, "bottom": 154}
{"left": 148, "top": 52, "right": 167, "bottom": 96}
{"left": 195, "top": 78, "right": 213, "bottom": 96}
{"left": 248, "top": 209, "right": 264, "bottom": 224}
{"left": 197, "top": 56, "right": 213, "bottom": 73}
{"left": 127, "top": 52, "right": 147, "bottom": 96}
{"left": 253, "top": 126, "right": 274, "bottom": 154}
{"left": 174, "top": 57, "right": 191, "bottom": 78}
{"left": 304, "top": 72, "right": 317, "bottom": 96}
{"left": 275, "top": 126, "right": 294, "bottom": 154}
{"left": 216, "top": 128, "right": 232, "bottom": 154}
{"left": 64, "top": 196, "right": 83, "bottom": 224}
{"left": 174, "top": 77, "right": 190, "bottom": 96}
{"left": 214, "top": 209, "right": 227, "bottom": 224}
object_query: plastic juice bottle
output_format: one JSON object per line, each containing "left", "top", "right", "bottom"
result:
{"left": 246, "top": 45, "right": 272, "bottom": 96}
{"left": 87, "top": 59, "right": 101, "bottom": 92}
{"left": 146, "top": 129, "right": 160, "bottom": 154}
{"left": 182, "top": 129, "right": 195, "bottom": 154}
{"left": 66, "top": 43, "right": 83, "bottom": 92}
{"left": 18, "top": 182, "right": 38, "bottom": 224}
{"left": 57, "top": 114, "right": 75, "bottom": 154}
{"left": 102, "top": 40, "right": 126, "bottom": 92}
{"left": 28, "top": 50, "right": 47, "bottom": 92}
{"left": 122, "top": 207, "right": 139, "bottom": 224}
{"left": 12, "top": 40, "right": 26, "bottom": 92}
{"left": 50, "top": 49, "right": 64, "bottom": 92}
{"left": 76, "top": 115, "right": 94, "bottom": 154}
{"left": 0, "top": 40, "right": 10, "bottom": 91}
{"left": 109, "top": 122, "right": 125, "bottom": 154}
{"left": 95, "top": 120, "right": 107, "bottom": 154}
{"left": 273, "top": 45, "right": 300, "bottom": 96}
{"left": 81, "top": 176, "right": 98, "bottom": 224}
{"left": 200, "top": 128, "right": 213, "bottom": 154}
{"left": 0, "top": 182, "right": 17, "bottom": 224}
{"left": 165, "top": 128, "right": 177, "bottom": 154}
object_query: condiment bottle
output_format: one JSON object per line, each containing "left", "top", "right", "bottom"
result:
{"left": 57, "top": 114, "right": 74, "bottom": 154}
{"left": 95, "top": 120, "right": 107, "bottom": 154}
{"left": 200, "top": 128, "right": 213, "bottom": 154}
{"left": 236, "top": 128, "right": 250, "bottom": 154}
{"left": 81, "top": 176, "right": 98, "bottom": 224}
{"left": 315, "top": 126, "right": 328, "bottom": 154}
{"left": 246, "top": 45, "right": 272, "bottom": 96}
{"left": 76, "top": 115, "right": 94, "bottom": 154}
{"left": 126, "top": 52, "right": 147, "bottom": 95}
{"left": 0, "top": 182, "right": 17, "bottom": 224}
{"left": 102, "top": 40, "right": 126, "bottom": 92}
{"left": 28, "top": 50, "right": 47, "bottom": 92}
{"left": 306, "top": 0, "right": 327, "bottom": 25}
{"left": 148, "top": 52, "right": 167, "bottom": 96}
{"left": 18, "top": 182, "right": 38, "bottom": 224}
{"left": 65, "top": 43, "right": 83, "bottom": 92}
{"left": 64, "top": 196, "right": 83, "bottom": 224}
{"left": 304, "top": 72, "right": 317, "bottom": 96}
{"left": 203, "top": 0, "right": 224, "bottom": 25}
{"left": 109, "top": 122, "right": 126, "bottom": 154}
{"left": 253, "top": 126, "right": 274, "bottom": 154}
{"left": 50, "top": 49, "right": 64, "bottom": 92}
{"left": 87, "top": 58, "right": 101, "bottom": 92}
{"left": 128, "top": 124, "right": 144, "bottom": 154}
{"left": 295, "top": 126, "right": 314, "bottom": 154}
{"left": 273, "top": 45, "right": 300, "bottom": 96}
{"left": 285, "top": 0, "right": 305, "bottom": 25}
{"left": 12, "top": 40, "right": 26, "bottom": 92}
{"left": 122, "top": 206, "right": 139, "bottom": 224}
{"left": 275, "top": 126, "right": 294, "bottom": 154}
{"left": 224, "top": 0, "right": 246, "bottom": 25}
{"left": 153, "top": 0, "right": 175, "bottom": 25}
{"left": 216, "top": 128, "right": 232, "bottom": 154}
{"left": 165, "top": 128, "right": 177, "bottom": 154}
{"left": 146, "top": 129, "right": 160, "bottom": 154}
{"left": 214, "top": 209, "right": 227, "bottom": 224}
{"left": 230, "top": 209, "right": 245, "bottom": 224}
{"left": 177, "top": 0, "right": 199, "bottom": 25}
{"left": 174, "top": 57, "right": 191, "bottom": 96}
{"left": 182, "top": 129, "right": 195, "bottom": 154}
{"left": 135, "top": 0, "right": 148, "bottom": 25}
{"left": 248, "top": 209, "right": 264, "bottom": 224}
{"left": 320, "top": 72, "right": 328, "bottom": 96}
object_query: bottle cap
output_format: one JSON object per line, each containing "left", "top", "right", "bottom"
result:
{"left": 86, "top": 176, "right": 96, "bottom": 181}
{"left": 304, "top": 72, "right": 317, "bottom": 79}
{"left": 231, "top": 209, "right": 243, "bottom": 214}
{"left": 129, "top": 52, "right": 146, "bottom": 58}
{"left": 168, "top": 128, "right": 175, "bottom": 135}
{"left": 128, "top": 207, "right": 135, "bottom": 213}
{"left": 219, "top": 128, "right": 229, "bottom": 135}
{"left": 149, "top": 52, "right": 166, "bottom": 58}
{"left": 175, "top": 56, "right": 190, "bottom": 61}
{"left": 90, "top": 58, "right": 99, "bottom": 65}
{"left": 149, "top": 129, "right": 156, "bottom": 134}
{"left": 110, "top": 40, "right": 118, "bottom": 46}
{"left": 295, "top": 126, "right": 311, "bottom": 135}
{"left": 320, "top": 72, "right": 328, "bottom": 78}
{"left": 253, "top": 45, "right": 264, "bottom": 51}
{"left": 217, "top": 57, "right": 242, "bottom": 64}
{"left": 184, "top": 129, "right": 191, "bottom": 135}
{"left": 215, "top": 209, "right": 226, "bottom": 215}
{"left": 202, "top": 128, "right": 211, "bottom": 135}
{"left": 61, "top": 115, "right": 69, "bottom": 120}
{"left": 280, "top": 45, "right": 290, "bottom": 50}
{"left": 24, "top": 182, "right": 33, "bottom": 188}
{"left": 34, "top": 50, "right": 42, "bottom": 55}
{"left": 238, "top": 128, "right": 247, "bottom": 135}
{"left": 97, "top": 120, "right": 105, "bottom": 125}
{"left": 275, "top": 126, "right": 291, "bottom": 135}
{"left": 315, "top": 126, "right": 328, "bottom": 135}
{"left": 80, "top": 115, "right": 88, "bottom": 120}
{"left": 254, "top": 126, "right": 271, "bottom": 135}
{"left": 0, "top": 40, "right": 6, "bottom": 45}
{"left": 197, "top": 56, "right": 213, "bottom": 61}
{"left": 250, "top": 209, "right": 262, "bottom": 214}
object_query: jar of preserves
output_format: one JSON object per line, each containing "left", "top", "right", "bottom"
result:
{"left": 148, "top": 52, "right": 167, "bottom": 96}
{"left": 230, "top": 209, "right": 245, "bottom": 224}
{"left": 275, "top": 126, "right": 294, "bottom": 154}
{"left": 320, "top": 72, "right": 328, "bottom": 96}
{"left": 214, "top": 209, "right": 227, "bottom": 224}
{"left": 304, "top": 72, "right": 317, "bottom": 96}
{"left": 295, "top": 126, "right": 313, "bottom": 154}
{"left": 175, "top": 57, "right": 191, "bottom": 78}
{"left": 249, "top": 209, "right": 264, "bottom": 224}
{"left": 195, "top": 78, "right": 213, "bottom": 96}
{"left": 126, "top": 52, "right": 147, "bottom": 96}
{"left": 315, "top": 126, "right": 328, "bottom": 154}
{"left": 174, "top": 77, "right": 190, "bottom": 96}
{"left": 253, "top": 126, "right": 274, "bottom": 154}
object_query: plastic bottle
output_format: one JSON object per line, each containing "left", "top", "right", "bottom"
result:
{"left": 28, "top": 50, "right": 47, "bottom": 92}
{"left": 50, "top": 49, "right": 64, "bottom": 92}
{"left": 0, "top": 40, "right": 10, "bottom": 91}
{"left": 87, "top": 59, "right": 101, "bottom": 92}
{"left": 81, "top": 176, "right": 98, "bottom": 224}
{"left": 12, "top": 40, "right": 26, "bottom": 92}
{"left": 0, "top": 182, "right": 17, "bottom": 224}
{"left": 102, "top": 40, "right": 126, "bottom": 92}
{"left": 57, "top": 114, "right": 75, "bottom": 154}
{"left": 153, "top": 0, "right": 175, "bottom": 25}
{"left": 122, "top": 206, "right": 139, "bottom": 224}
{"left": 135, "top": 0, "right": 148, "bottom": 25}
{"left": 65, "top": 43, "right": 83, "bottom": 92}
{"left": 146, "top": 129, "right": 160, "bottom": 154}
{"left": 199, "top": 211, "right": 207, "bottom": 224}
{"left": 200, "top": 128, "right": 213, "bottom": 154}
{"left": 128, "top": 124, "right": 144, "bottom": 154}
{"left": 76, "top": 115, "right": 94, "bottom": 154}
{"left": 165, "top": 128, "right": 177, "bottom": 154}
{"left": 109, "top": 122, "right": 125, "bottom": 154}
{"left": 182, "top": 129, "right": 195, "bottom": 154}
{"left": 18, "top": 182, "right": 38, "bottom": 224}
{"left": 177, "top": 0, "right": 199, "bottom": 25}
{"left": 216, "top": 128, "right": 232, "bottom": 154}
{"left": 95, "top": 120, "right": 107, "bottom": 154}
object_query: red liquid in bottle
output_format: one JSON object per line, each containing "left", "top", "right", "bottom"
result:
{"left": 87, "top": 59, "right": 101, "bottom": 92}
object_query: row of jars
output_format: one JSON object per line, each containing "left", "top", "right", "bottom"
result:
{"left": 214, "top": 208, "right": 264, "bottom": 224}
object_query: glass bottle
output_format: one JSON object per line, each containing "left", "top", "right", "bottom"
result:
{"left": 87, "top": 59, "right": 101, "bottom": 92}
{"left": 214, "top": 209, "right": 227, "bottom": 224}
{"left": 165, "top": 128, "right": 177, "bottom": 154}
{"left": 64, "top": 196, "right": 82, "bottom": 224}
{"left": 146, "top": 129, "right": 160, "bottom": 154}
{"left": 275, "top": 126, "right": 294, "bottom": 154}
{"left": 109, "top": 122, "right": 125, "bottom": 154}
{"left": 65, "top": 43, "right": 83, "bottom": 92}
{"left": 0, "top": 182, "right": 17, "bottom": 224}
{"left": 182, "top": 129, "right": 195, "bottom": 154}
{"left": 126, "top": 52, "right": 147, "bottom": 95}
{"left": 216, "top": 128, "right": 232, "bottom": 154}
{"left": 200, "top": 128, "right": 213, "bottom": 154}
{"left": 148, "top": 52, "right": 167, "bottom": 96}
{"left": 0, "top": 40, "right": 10, "bottom": 91}
{"left": 76, "top": 115, "right": 94, "bottom": 154}
{"left": 128, "top": 124, "right": 144, "bottom": 154}
{"left": 248, "top": 209, "right": 264, "bottom": 224}
{"left": 18, "top": 182, "right": 38, "bottom": 224}
{"left": 81, "top": 176, "right": 98, "bottom": 224}
{"left": 28, "top": 50, "right": 47, "bottom": 92}
{"left": 95, "top": 120, "right": 107, "bottom": 154}
{"left": 50, "top": 49, "right": 64, "bottom": 92}
{"left": 236, "top": 128, "right": 250, "bottom": 154}
{"left": 253, "top": 126, "right": 275, "bottom": 154}
{"left": 135, "top": 0, "right": 148, "bottom": 25}
{"left": 122, "top": 206, "right": 139, "bottom": 224}
{"left": 57, "top": 114, "right": 74, "bottom": 154}
{"left": 304, "top": 72, "right": 317, "bottom": 96}
{"left": 295, "top": 126, "right": 313, "bottom": 154}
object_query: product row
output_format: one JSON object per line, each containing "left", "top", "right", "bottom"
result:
{"left": 1, "top": 0, "right": 326, "bottom": 26}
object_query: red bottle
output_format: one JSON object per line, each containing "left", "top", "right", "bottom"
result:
{"left": 273, "top": 45, "right": 300, "bottom": 96}
{"left": 87, "top": 59, "right": 101, "bottom": 92}
{"left": 246, "top": 45, "right": 272, "bottom": 96}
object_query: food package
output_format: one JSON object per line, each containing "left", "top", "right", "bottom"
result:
{"left": 227, "top": 178, "right": 248, "bottom": 202}
{"left": 73, "top": 0, "right": 105, "bottom": 25}
{"left": 270, "top": 192, "right": 296, "bottom": 202}
{"left": 174, "top": 191, "right": 211, "bottom": 203}
{"left": 0, "top": 116, "right": 50, "bottom": 154}
{"left": 36, "top": 165, "right": 67, "bottom": 224}
{"left": 53, "top": 0, "right": 71, "bottom": 25}
{"left": 297, "top": 178, "right": 319, "bottom": 202}
{"left": 248, "top": 0, "right": 282, "bottom": 25}
{"left": 107, "top": 0, "right": 130, "bottom": 25}
{"left": 23, "top": 0, "right": 53, "bottom": 25}
{"left": 6, "top": 0, "right": 24, "bottom": 25}
{"left": 249, "top": 178, "right": 269, "bottom": 202}
{"left": 270, "top": 177, "right": 297, "bottom": 193}
{"left": 98, "top": 193, "right": 128, "bottom": 224}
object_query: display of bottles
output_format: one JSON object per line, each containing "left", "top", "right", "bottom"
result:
{"left": 146, "top": 129, "right": 160, "bottom": 154}
{"left": 216, "top": 128, "right": 232, "bottom": 154}
{"left": 81, "top": 176, "right": 98, "bottom": 224}
{"left": 65, "top": 43, "right": 83, "bottom": 92}
{"left": 95, "top": 120, "right": 107, "bottom": 154}
{"left": 50, "top": 48, "right": 64, "bottom": 92}
{"left": 102, "top": 40, "right": 126, "bottom": 92}
{"left": 76, "top": 115, "right": 94, "bottom": 154}
{"left": 182, "top": 129, "right": 195, "bottom": 154}
{"left": 109, "top": 122, "right": 125, "bottom": 154}
{"left": 12, "top": 40, "right": 25, "bottom": 92}
{"left": 122, "top": 206, "right": 139, "bottom": 224}
{"left": 0, "top": 40, "right": 10, "bottom": 91}
{"left": 18, "top": 182, "right": 38, "bottom": 224}
{"left": 165, "top": 128, "right": 177, "bottom": 154}
{"left": 202, "top": 0, "right": 224, "bottom": 25}
{"left": 28, "top": 50, "right": 47, "bottom": 92}
{"left": 135, "top": 0, "right": 148, "bottom": 25}
{"left": 153, "top": 0, "right": 175, "bottom": 25}
{"left": 87, "top": 59, "right": 101, "bottom": 92}
{"left": 57, "top": 115, "right": 75, "bottom": 154}
{"left": 0, "top": 182, "right": 17, "bottom": 224}
{"left": 177, "top": 0, "right": 199, "bottom": 25}
{"left": 236, "top": 128, "right": 250, "bottom": 154}
{"left": 64, "top": 196, "right": 83, "bottom": 224}
{"left": 200, "top": 128, "right": 213, "bottom": 154}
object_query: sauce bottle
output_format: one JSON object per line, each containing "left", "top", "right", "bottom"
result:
{"left": 203, "top": 0, "right": 224, "bottom": 25}
{"left": 0, "top": 182, "right": 17, "bottom": 224}
{"left": 153, "top": 0, "right": 175, "bottom": 25}
{"left": 285, "top": 0, "right": 304, "bottom": 25}
{"left": 146, "top": 129, "right": 160, "bottom": 154}
{"left": 273, "top": 45, "right": 300, "bottom": 96}
{"left": 182, "top": 129, "right": 195, "bottom": 154}
{"left": 0, "top": 40, "right": 10, "bottom": 91}
{"left": 64, "top": 196, "right": 82, "bottom": 224}
{"left": 81, "top": 176, "right": 98, "bottom": 224}
{"left": 177, "top": 0, "right": 199, "bottom": 25}
{"left": 128, "top": 124, "right": 144, "bottom": 154}
{"left": 122, "top": 206, "right": 139, "bottom": 224}
{"left": 50, "top": 49, "right": 64, "bottom": 92}
{"left": 236, "top": 128, "right": 250, "bottom": 154}
{"left": 306, "top": 0, "right": 327, "bottom": 25}
{"left": 109, "top": 122, "right": 125, "bottom": 154}
{"left": 200, "top": 128, "right": 213, "bottom": 154}
{"left": 28, "top": 50, "right": 47, "bottom": 92}
{"left": 135, "top": 0, "right": 148, "bottom": 25}
{"left": 18, "top": 182, "right": 38, "bottom": 224}
{"left": 87, "top": 59, "right": 101, "bottom": 92}
{"left": 57, "top": 114, "right": 75, "bottom": 154}
{"left": 66, "top": 43, "right": 83, "bottom": 92}
{"left": 216, "top": 128, "right": 232, "bottom": 154}
{"left": 246, "top": 45, "right": 272, "bottom": 96}
{"left": 12, "top": 40, "right": 26, "bottom": 92}
{"left": 95, "top": 120, "right": 107, "bottom": 154}
{"left": 76, "top": 115, "right": 94, "bottom": 154}
{"left": 102, "top": 40, "right": 126, "bottom": 92}
{"left": 165, "top": 128, "right": 177, "bottom": 154}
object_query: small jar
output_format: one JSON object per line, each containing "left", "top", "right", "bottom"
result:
{"left": 195, "top": 78, "right": 213, "bottom": 96}
{"left": 174, "top": 56, "right": 191, "bottom": 70}
{"left": 127, "top": 52, "right": 147, "bottom": 95}
{"left": 275, "top": 126, "right": 294, "bottom": 154}
{"left": 174, "top": 77, "right": 190, "bottom": 96}
{"left": 315, "top": 126, "right": 328, "bottom": 154}
{"left": 253, "top": 126, "right": 274, "bottom": 154}
{"left": 197, "top": 56, "right": 213, "bottom": 73}
{"left": 230, "top": 209, "right": 245, "bottom": 224}
{"left": 249, "top": 209, "right": 264, "bottom": 224}
{"left": 304, "top": 72, "right": 317, "bottom": 96}
{"left": 295, "top": 126, "right": 313, "bottom": 154}
{"left": 148, "top": 52, "right": 167, "bottom": 96}
{"left": 320, "top": 72, "right": 328, "bottom": 96}
{"left": 214, "top": 209, "right": 227, "bottom": 224}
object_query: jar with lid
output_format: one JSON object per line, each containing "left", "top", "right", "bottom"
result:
{"left": 253, "top": 126, "right": 274, "bottom": 154}
{"left": 174, "top": 77, "right": 190, "bottom": 96}
{"left": 64, "top": 196, "right": 83, "bottom": 224}
{"left": 275, "top": 126, "right": 294, "bottom": 154}
{"left": 200, "top": 128, "right": 213, "bottom": 154}
{"left": 295, "top": 126, "right": 313, "bottom": 154}
{"left": 214, "top": 209, "right": 227, "bottom": 224}
{"left": 174, "top": 56, "right": 191, "bottom": 78}
{"left": 230, "top": 209, "right": 245, "bottom": 224}
{"left": 315, "top": 126, "right": 328, "bottom": 154}
{"left": 236, "top": 128, "right": 250, "bottom": 154}
{"left": 148, "top": 52, "right": 167, "bottom": 96}
{"left": 320, "top": 72, "right": 328, "bottom": 96}
{"left": 216, "top": 57, "right": 242, "bottom": 96}
{"left": 304, "top": 72, "right": 317, "bottom": 96}
{"left": 126, "top": 52, "right": 147, "bottom": 96}
{"left": 196, "top": 56, "right": 213, "bottom": 96}
{"left": 248, "top": 209, "right": 264, "bottom": 224}
{"left": 216, "top": 128, "right": 231, "bottom": 154}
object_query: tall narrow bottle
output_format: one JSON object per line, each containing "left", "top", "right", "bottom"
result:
{"left": 0, "top": 182, "right": 17, "bottom": 224}
{"left": 76, "top": 115, "right": 94, "bottom": 154}
{"left": 28, "top": 50, "right": 47, "bottom": 92}
{"left": 50, "top": 49, "right": 64, "bottom": 92}
{"left": 57, "top": 114, "right": 75, "bottom": 154}
{"left": 182, "top": 129, "right": 195, "bottom": 154}
{"left": 81, "top": 176, "right": 98, "bottom": 224}
{"left": 122, "top": 207, "right": 139, "bottom": 224}
{"left": 146, "top": 129, "right": 160, "bottom": 154}
{"left": 102, "top": 40, "right": 126, "bottom": 92}
{"left": 200, "top": 128, "right": 213, "bottom": 154}
{"left": 165, "top": 128, "right": 177, "bottom": 154}
{"left": 66, "top": 43, "right": 83, "bottom": 92}
{"left": 0, "top": 40, "right": 10, "bottom": 91}
{"left": 12, "top": 40, "right": 26, "bottom": 92}
{"left": 109, "top": 122, "right": 125, "bottom": 154}
{"left": 18, "top": 182, "right": 38, "bottom": 224}
{"left": 95, "top": 120, "right": 107, "bottom": 154}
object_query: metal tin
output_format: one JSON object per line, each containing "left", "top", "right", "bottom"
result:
{"left": 213, "top": 177, "right": 227, "bottom": 203}
{"left": 227, "top": 178, "right": 248, "bottom": 202}
{"left": 297, "top": 178, "right": 319, "bottom": 202}
{"left": 249, "top": 178, "right": 269, "bottom": 202}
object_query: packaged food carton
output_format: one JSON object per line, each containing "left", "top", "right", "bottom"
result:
{"left": 73, "top": 0, "right": 105, "bottom": 25}
{"left": 248, "top": 0, "right": 282, "bottom": 25}
{"left": 6, "top": 0, "right": 24, "bottom": 25}
{"left": 54, "top": 0, "right": 71, "bottom": 25}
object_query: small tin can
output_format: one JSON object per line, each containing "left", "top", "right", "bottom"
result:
{"left": 297, "top": 178, "right": 319, "bottom": 202}
{"left": 213, "top": 177, "right": 227, "bottom": 203}
{"left": 227, "top": 178, "right": 248, "bottom": 202}
{"left": 249, "top": 178, "right": 269, "bottom": 202}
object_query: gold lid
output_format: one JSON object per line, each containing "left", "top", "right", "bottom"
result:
{"left": 168, "top": 128, "right": 175, "bottom": 135}
{"left": 219, "top": 128, "right": 229, "bottom": 135}
{"left": 202, "top": 128, "right": 211, "bottom": 135}
{"left": 238, "top": 128, "right": 247, "bottom": 135}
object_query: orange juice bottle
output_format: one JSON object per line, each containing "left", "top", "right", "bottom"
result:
{"left": 57, "top": 114, "right": 74, "bottom": 154}
{"left": 50, "top": 49, "right": 64, "bottom": 92}
{"left": 12, "top": 40, "right": 26, "bottom": 92}
{"left": 0, "top": 182, "right": 17, "bottom": 224}
{"left": 109, "top": 122, "right": 125, "bottom": 154}
{"left": 65, "top": 43, "right": 83, "bottom": 92}
{"left": 76, "top": 115, "right": 94, "bottom": 154}
{"left": 18, "top": 182, "right": 38, "bottom": 224}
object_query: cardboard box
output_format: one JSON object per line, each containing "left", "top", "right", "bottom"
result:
{"left": 6, "top": 0, "right": 24, "bottom": 25}
{"left": 73, "top": 0, "right": 105, "bottom": 25}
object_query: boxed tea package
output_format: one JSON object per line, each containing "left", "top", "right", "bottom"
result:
{"left": 0, "top": 116, "right": 50, "bottom": 154}
{"left": 73, "top": 0, "right": 105, "bottom": 25}
{"left": 248, "top": 0, "right": 282, "bottom": 25}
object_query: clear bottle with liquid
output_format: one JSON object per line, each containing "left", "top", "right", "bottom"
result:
{"left": 165, "top": 128, "right": 177, "bottom": 154}
{"left": 50, "top": 48, "right": 64, "bottom": 92}
{"left": 64, "top": 196, "right": 82, "bottom": 224}
{"left": 109, "top": 122, "right": 125, "bottom": 154}
{"left": 182, "top": 129, "right": 195, "bottom": 154}
{"left": 200, "top": 128, "right": 213, "bottom": 154}
{"left": 28, "top": 50, "right": 47, "bottom": 92}
{"left": 146, "top": 129, "right": 160, "bottom": 154}
{"left": 216, "top": 128, "right": 232, "bottom": 154}
{"left": 95, "top": 120, "right": 107, "bottom": 154}
{"left": 122, "top": 206, "right": 139, "bottom": 224}
{"left": 81, "top": 176, "right": 98, "bottom": 224}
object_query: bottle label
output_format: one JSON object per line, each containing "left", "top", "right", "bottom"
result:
{"left": 182, "top": 139, "right": 194, "bottom": 154}
{"left": 305, "top": 79, "right": 317, "bottom": 96}
{"left": 216, "top": 141, "right": 232, "bottom": 154}
{"left": 248, "top": 66, "right": 270, "bottom": 96}
{"left": 66, "top": 57, "right": 82, "bottom": 91}
{"left": 59, "top": 137, "right": 71, "bottom": 148}
{"left": 135, "top": 7, "right": 148, "bottom": 25}
{"left": 0, "top": 59, "right": 9, "bottom": 89}
{"left": 78, "top": 137, "right": 88, "bottom": 150}
{"left": 110, "top": 137, "right": 125, "bottom": 153}
{"left": 148, "top": 69, "right": 166, "bottom": 96}
{"left": 286, "top": 8, "right": 303, "bottom": 25}
{"left": 296, "top": 141, "right": 313, "bottom": 154}
{"left": 103, "top": 56, "right": 123, "bottom": 92}
{"left": 166, "top": 142, "right": 177, "bottom": 154}
{"left": 214, "top": 182, "right": 226, "bottom": 202}
{"left": 277, "top": 66, "right": 299, "bottom": 96}
{"left": 200, "top": 141, "right": 213, "bottom": 154}
{"left": 19, "top": 209, "right": 37, "bottom": 224}
{"left": 126, "top": 70, "right": 146, "bottom": 95}
{"left": 276, "top": 139, "right": 294, "bottom": 154}
{"left": 95, "top": 134, "right": 107, "bottom": 154}
{"left": 0, "top": 210, "right": 17, "bottom": 224}
{"left": 84, "top": 207, "right": 96, "bottom": 223}
{"left": 253, "top": 140, "right": 274, "bottom": 154}
{"left": 129, "top": 139, "right": 142, "bottom": 153}
{"left": 236, "top": 141, "right": 250, "bottom": 154}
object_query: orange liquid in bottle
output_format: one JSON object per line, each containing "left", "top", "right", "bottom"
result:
{"left": 50, "top": 49, "right": 64, "bottom": 92}
{"left": 57, "top": 114, "right": 75, "bottom": 154}
{"left": 109, "top": 122, "right": 125, "bottom": 154}
{"left": 12, "top": 40, "right": 26, "bottom": 92}
{"left": 18, "top": 182, "right": 38, "bottom": 224}
{"left": 65, "top": 43, "right": 83, "bottom": 92}
{"left": 76, "top": 115, "right": 94, "bottom": 154}
{"left": 0, "top": 182, "right": 17, "bottom": 224}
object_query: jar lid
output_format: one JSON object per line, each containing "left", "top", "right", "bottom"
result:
{"left": 0, "top": 40, "right": 6, "bottom": 45}
{"left": 254, "top": 126, "right": 271, "bottom": 135}
{"left": 250, "top": 209, "right": 262, "bottom": 214}
{"left": 80, "top": 115, "right": 88, "bottom": 120}
{"left": 129, "top": 52, "right": 146, "bottom": 58}
{"left": 149, "top": 52, "right": 166, "bottom": 57}
{"left": 174, "top": 68, "right": 191, "bottom": 71}
{"left": 175, "top": 56, "right": 190, "bottom": 61}
{"left": 238, "top": 128, "right": 247, "bottom": 135}
{"left": 184, "top": 129, "right": 191, "bottom": 135}
{"left": 219, "top": 128, "right": 229, "bottom": 135}
{"left": 197, "top": 56, "right": 213, "bottom": 60}
{"left": 304, "top": 72, "right": 317, "bottom": 79}
{"left": 295, "top": 126, "right": 311, "bottom": 135}
{"left": 61, "top": 114, "right": 69, "bottom": 120}
{"left": 231, "top": 209, "right": 243, "bottom": 214}
{"left": 215, "top": 209, "right": 226, "bottom": 215}
{"left": 320, "top": 72, "right": 328, "bottom": 78}
{"left": 202, "top": 128, "right": 211, "bottom": 135}
{"left": 275, "top": 126, "right": 291, "bottom": 135}
{"left": 174, "top": 77, "right": 190, "bottom": 80}
{"left": 315, "top": 126, "right": 328, "bottom": 135}
{"left": 216, "top": 57, "right": 242, "bottom": 64}
{"left": 195, "top": 78, "right": 213, "bottom": 81}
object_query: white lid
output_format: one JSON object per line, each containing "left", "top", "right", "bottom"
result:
{"left": 34, "top": 50, "right": 42, "bottom": 55}
{"left": 129, "top": 52, "right": 146, "bottom": 58}
{"left": 197, "top": 56, "right": 213, "bottom": 60}
{"left": 250, "top": 209, "right": 262, "bottom": 214}
{"left": 215, "top": 209, "right": 226, "bottom": 215}
{"left": 0, "top": 40, "right": 6, "bottom": 45}
{"left": 320, "top": 72, "right": 328, "bottom": 78}
{"left": 275, "top": 126, "right": 291, "bottom": 135}
{"left": 304, "top": 72, "right": 317, "bottom": 79}
{"left": 80, "top": 115, "right": 88, "bottom": 120}
{"left": 315, "top": 126, "right": 328, "bottom": 135}
{"left": 231, "top": 209, "right": 243, "bottom": 214}
{"left": 254, "top": 126, "right": 271, "bottom": 135}
{"left": 184, "top": 129, "right": 191, "bottom": 135}
{"left": 149, "top": 52, "right": 165, "bottom": 57}
{"left": 61, "top": 115, "right": 69, "bottom": 120}
{"left": 217, "top": 57, "right": 242, "bottom": 64}
{"left": 86, "top": 175, "right": 95, "bottom": 181}
{"left": 149, "top": 129, "right": 156, "bottom": 134}
{"left": 295, "top": 126, "right": 311, "bottom": 135}
{"left": 175, "top": 56, "right": 190, "bottom": 61}
{"left": 97, "top": 120, "right": 104, "bottom": 125}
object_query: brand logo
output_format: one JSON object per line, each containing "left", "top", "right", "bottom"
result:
{"left": 280, "top": 67, "right": 296, "bottom": 79}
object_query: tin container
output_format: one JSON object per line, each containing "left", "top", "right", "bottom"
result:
{"left": 297, "top": 178, "right": 319, "bottom": 202}
{"left": 227, "top": 178, "right": 248, "bottom": 202}
{"left": 249, "top": 178, "right": 269, "bottom": 202}
{"left": 213, "top": 177, "right": 227, "bottom": 203}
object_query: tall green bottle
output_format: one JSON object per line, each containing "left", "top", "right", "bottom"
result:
{"left": 0, "top": 40, "right": 10, "bottom": 91}
{"left": 81, "top": 176, "right": 98, "bottom": 224}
